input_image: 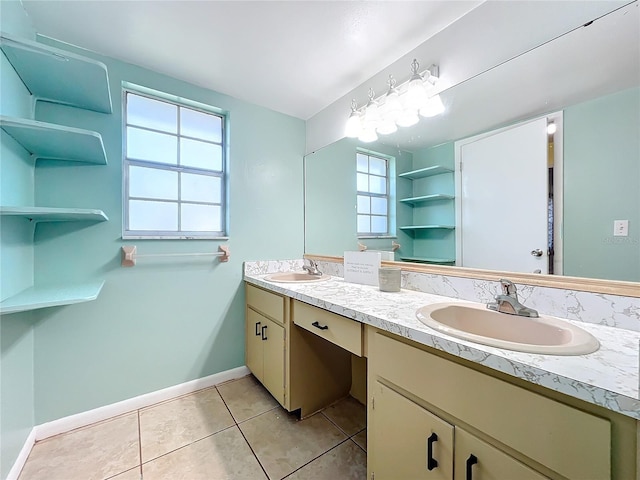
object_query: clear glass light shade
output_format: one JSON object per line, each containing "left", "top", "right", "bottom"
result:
{"left": 358, "top": 128, "right": 378, "bottom": 143}
{"left": 363, "top": 101, "right": 381, "bottom": 129}
{"left": 419, "top": 94, "right": 445, "bottom": 117}
{"left": 345, "top": 112, "right": 363, "bottom": 138}
{"left": 396, "top": 109, "right": 419, "bottom": 128}
{"left": 406, "top": 77, "right": 428, "bottom": 110}
{"left": 376, "top": 120, "right": 398, "bottom": 135}
{"left": 382, "top": 90, "right": 402, "bottom": 122}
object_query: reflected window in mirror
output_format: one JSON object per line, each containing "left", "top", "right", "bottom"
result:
{"left": 356, "top": 151, "right": 392, "bottom": 236}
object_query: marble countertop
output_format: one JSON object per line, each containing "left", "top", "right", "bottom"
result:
{"left": 244, "top": 272, "right": 640, "bottom": 420}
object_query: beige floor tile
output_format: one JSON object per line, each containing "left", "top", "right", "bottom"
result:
{"left": 352, "top": 429, "right": 367, "bottom": 452}
{"left": 239, "top": 408, "right": 346, "bottom": 480}
{"left": 217, "top": 375, "right": 278, "bottom": 423}
{"left": 285, "top": 440, "right": 367, "bottom": 480}
{"left": 322, "top": 396, "right": 366, "bottom": 436}
{"left": 18, "top": 413, "right": 139, "bottom": 480}
{"left": 139, "top": 386, "right": 234, "bottom": 462}
{"left": 107, "top": 467, "right": 141, "bottom": 480}
{"left": 142, "top": 426, "right": 267, "bottom": 480}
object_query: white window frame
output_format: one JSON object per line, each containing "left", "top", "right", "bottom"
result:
{"left": 356, "top": 151, "right": 390, "bottom": 237}
{"left": 122, "top": 88, "right": 227, "bottom": 239}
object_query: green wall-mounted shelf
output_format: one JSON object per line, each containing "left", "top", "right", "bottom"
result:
{"left": 0, "top": 281, "right": 105, "bottom": 314}
{"left": 1, "top": 116, "right": 107, "bottom": 164}
{"left": 399, "top": 194, "right": 454, "bottom": 205}
{"left": 0, "top": 206, "right": 108, "bottom": 222}
{"left": 400, "top": 256, "right": 455, "bottom": 264}
{"left": 398, "top": 165, "right": 453, "bottom": 180}
{"left": 399, "top": 225, "right": 455, "bottom": 231}
{"left": 0, "top": 32, "right": 112, "bottom": 113}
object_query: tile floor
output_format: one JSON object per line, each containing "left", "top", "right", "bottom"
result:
{"left": 18, "top": 375, "right": 367, "bottom": 480}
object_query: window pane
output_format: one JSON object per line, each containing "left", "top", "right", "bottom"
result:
{"left": 181, "top": 173, "right": 221, "bottom": 203}
{"left": 127, "top": 94, "right": 177, "bottom": 134}
{"left": 369, "top": 175, "right": 387, "bottom": 194}
{"left": 371, "top": 215, "right": 387, "bottom": 233}
{"left": 369, "top": 157, "right": 386, "bottom": 176}
{"left": 180, "top": 138, "right": 223, "bottom": 170}
{"left": 357, "top": 173, "right": 369, "bottom": 192}
{"left": 181, "top": 204, "right": 221, "bottom": 232}
{"left": 357, "top": 215, "right": 370, "bottom": 233}
{"left": 129, "top": 200, "right": 177, "bottom": 231}
{"left": 357, "top": 195, "right": 370, "bottom": 214}
{"left": 357, "top": 154, "right": 368, "bottom": 172}
{"left": 129, "top": 166, "right": 178, "bottom": 200}
{"left": 127, "top": 127, "right": 177, "bottom": 165}
{"left": 371, "top": 196, "right": 387, "bottom": 215}
{"left": 180, "top": 108, "right": 222, "bottom": 143}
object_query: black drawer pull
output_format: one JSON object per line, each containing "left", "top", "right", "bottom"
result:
{"left": 261, "top": 325, "right": 267, "bottom": 340}
{"left": 311, "top": 321, "right": 328, "bottom": 330}
{"left": 427, "top": 432, "right": 438, "bottom": 470}
{"left": 255, "top": 322, "right": 261, "bottom": 336}
{"left": 466, "top": 454, "right": 478, "bottom": 480}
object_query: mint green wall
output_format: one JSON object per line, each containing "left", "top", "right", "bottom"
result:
{"left": 563, "top": 87, "right": 640, "bottom": 281}
{"left": 405, "top": 143, "right": 456, "bottom": 261}
{"left": 304, "top": 138, "right": 413, "bottom": 257}
{"left": 0, "top": 3, "right": 37, "bottom": 477}
{"left": 21, "top": 38, "right": 305, "bottom": 424}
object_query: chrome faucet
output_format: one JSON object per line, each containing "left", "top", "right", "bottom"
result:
{"left": 487, "top": 279, "right": 538, "bottom": 318}
{"left": 302, "top": 259, "right": 322, "bottom": 276}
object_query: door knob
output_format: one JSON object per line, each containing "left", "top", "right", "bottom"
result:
{"left": 530, "top": 249, "right": 544, "bottom": 257}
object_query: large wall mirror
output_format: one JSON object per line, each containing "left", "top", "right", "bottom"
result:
{"left": 304, "top": 2, "right": 639, "bottom": 288}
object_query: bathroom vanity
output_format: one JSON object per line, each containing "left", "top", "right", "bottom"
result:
{"left": 244, "top": 261, "right": 640, "bottom": 480}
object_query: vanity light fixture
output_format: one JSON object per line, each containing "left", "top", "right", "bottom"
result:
{"left": 345, "top": 59, "right": 444, "bottom": 139}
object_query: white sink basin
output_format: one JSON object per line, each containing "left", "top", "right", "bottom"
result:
{"left": 416, "top": 302, "right": 599, "bottom": 355}
{"left": 265, "top": 272, "right": 330, "bottom": 283}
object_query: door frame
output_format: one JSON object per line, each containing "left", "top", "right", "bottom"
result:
{"left": 454, "top": 112, "right": 564, "bottom": 275}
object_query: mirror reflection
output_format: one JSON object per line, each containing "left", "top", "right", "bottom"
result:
{"left": 304, "top": 3, "right": 639, "bottom": 283}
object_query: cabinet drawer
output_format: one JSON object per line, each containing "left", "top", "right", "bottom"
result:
{"left": 371, "top": 331, "right": 611, "bottom": 480}
{"left": 292, "top": 300, "right": 363, "bottom": 356}
{"left": 246, "top": 284, "right": 285, "bottom": 325}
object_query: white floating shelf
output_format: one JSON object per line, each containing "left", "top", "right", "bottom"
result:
{"left": 399, "top": 225, "right": 455, "bottom": 231}
{"left": 0, "top": 206, "right": 108, "bottom": 222}
{"left": 0, "top": 281, "right": 105, "bottom": 314}
{"left": 398, "top": 166, "right": 453, "bottom": 180}
{"left": 0, "top": 32, "right": 112, "bottom": 113}
{"left": 399, "top": 194, "right": 454, "bottom": 205}
{"left": 0, "top": 116, "right": 107, "bottom": 164}
{"left": 400, "top": 256, "right": 456, "bottom": 264}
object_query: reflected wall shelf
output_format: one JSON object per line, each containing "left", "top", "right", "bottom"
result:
{"left": 1, "top": 116, "right": 107, "bottom": 164}
{"left": 0, "top": 32, "right": 112, "bottom": 113}
{"left": 0, "top": 281, "right": 105, "bottom": 314}
{"left": 400, "top": 225, "right": 455, "bottom": 231}
{"left": 398, "top": 165, "right": 453, "bottom": 180}
{"left": 1, "top": 206, "right": 108, "bottom": 223}
{"left": 400, "top": 256, "right": 455, "bottom": 264}
{"left": 399, "top": 194, "right": 454, "bottom": 205}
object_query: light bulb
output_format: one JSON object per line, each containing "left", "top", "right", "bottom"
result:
{"left": 345, "top": 111, "right": 362, "bottom": 138}
{"left": 376, "top": 120, "right": 398, "bottom": 135}
{"left": 396, "top": 109, "right": 419, "bottom": 128}
{"left": 358, "top": 128, "right": 378, "bottom": 143}
{"left": 363, "top": 100, "right": 381, "bottom": 129}
{"left": 419, "top": 94, "right": 445, "bottom": 117}
{"left": 547, "top": 122, "right": 557, "bottom": 134}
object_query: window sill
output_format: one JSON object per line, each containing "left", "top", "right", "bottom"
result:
{"left": 122, "top": 235, "right": 229, "bottom": 240}
{"left": 357, "top": 235, "right": 397, "bottom": 239}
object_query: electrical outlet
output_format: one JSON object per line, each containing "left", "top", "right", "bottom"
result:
{"left": 613, "top": 220, "right": 629, "bottom": 237}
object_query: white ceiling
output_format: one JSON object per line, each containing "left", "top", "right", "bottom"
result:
{"left": 20, "top": 0, "right": 482, "bottom": 120}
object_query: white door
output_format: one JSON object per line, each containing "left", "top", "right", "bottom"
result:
{"left": 457, "top": 118, "right": 549, "bottom": 274}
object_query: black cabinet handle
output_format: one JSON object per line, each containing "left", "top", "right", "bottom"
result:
{"left": 466, "top": 454, "right": 478, "bottom": 480}
{"left": 311, "top": 321, "right": 328, "bottom": 330}
{"left": 427, "top": 432, "right": 438, "bottom": 470}
{"left": 261, "top": 325, "right": 267, "bottom": 340}
{"left": 255, "top": 322, "right": 261, "bottom": 336}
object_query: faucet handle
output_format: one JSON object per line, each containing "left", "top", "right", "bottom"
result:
{"left": 499, "top": 279, "right": 517, "bottom": 296}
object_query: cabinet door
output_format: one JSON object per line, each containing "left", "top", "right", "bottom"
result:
{"left": 370, "top": 381, "right": 454, "bottom": 480}
{"left": 454, "top": 428, "right": 549, "bottom": 480}
{"left": 246, "top": 308, "right": 265, "bottom": 381}
{"left": 261, "top": 316, "right": 285, "bottom": 406}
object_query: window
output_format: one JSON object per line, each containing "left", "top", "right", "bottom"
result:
{"left": 357, "top": 152, "right": 389, "bottom": 236}
{"left": 123, "top": 91, "right": 226, "bottom": 238}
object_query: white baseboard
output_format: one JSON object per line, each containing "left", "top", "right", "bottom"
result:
{"left": 7, "top": 366, "right": 250, "bottom": 479}
{"left": 6, "top": 428, "right": 35, "bottom": 480}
